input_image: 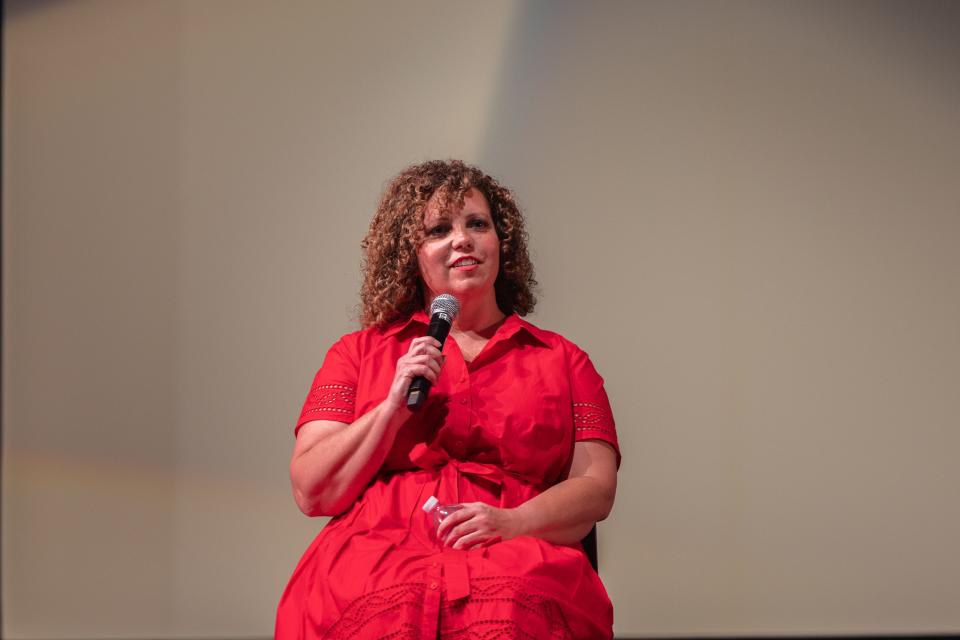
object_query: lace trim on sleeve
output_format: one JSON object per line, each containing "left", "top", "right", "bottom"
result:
{"left": 573, "top": 401, "right": 616, "bottom": 436}
{"left": 303, "top": 383, "right": 356, "bottom": 418}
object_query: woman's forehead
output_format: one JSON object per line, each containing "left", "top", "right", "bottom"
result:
{"left": 423, "top": 187, "right": 488, "bottom": 220}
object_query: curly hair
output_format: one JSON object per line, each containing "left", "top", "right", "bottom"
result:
{"left": 359, "top": 160, "right": 537, "bottom": 328}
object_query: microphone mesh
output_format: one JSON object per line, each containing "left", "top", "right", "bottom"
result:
{"left": 430, "top": 294, "right": 460, "bottom": 320}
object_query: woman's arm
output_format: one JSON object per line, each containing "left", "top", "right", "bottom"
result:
{"left": 512, "top": 439, "right": 618, "bottom": 543}
{"left": 437, "top": 439, "right": 618, "bottom": 548}
{"left": 290, "top": 336, "right": 443, "bottom": 516}
{"left": 291, "top": 409, "right": 405, "bottom": 517}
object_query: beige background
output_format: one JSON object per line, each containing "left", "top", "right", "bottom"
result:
{"left": 4, "top": 0, "right": 959, "bottom": 637}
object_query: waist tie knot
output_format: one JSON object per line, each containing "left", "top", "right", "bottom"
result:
{"left": 410, "top": 443, "right": 544, "bottom": 508}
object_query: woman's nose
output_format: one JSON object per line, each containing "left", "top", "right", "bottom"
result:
{"left": 451, "top": 225, "right": 473, "bottom": 250}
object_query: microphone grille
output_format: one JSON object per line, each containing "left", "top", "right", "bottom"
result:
{"left": 430, "top": 294, "right": 460, "bottom": 320}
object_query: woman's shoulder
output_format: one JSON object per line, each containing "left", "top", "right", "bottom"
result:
{"left": 327, "top": 324, "right": 389, "bottom": 351}
{"left": 510, "top": 315, "right": 588, "bottom": 356}
{"left": 326, "top": 314, "right": 422, "bottom": 354}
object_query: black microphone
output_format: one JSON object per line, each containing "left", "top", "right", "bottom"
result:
{"left": 406, "top": 294, "right": 460, "bottom": 410}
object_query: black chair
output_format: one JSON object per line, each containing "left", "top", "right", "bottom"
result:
{"left": 582, "top": 525, "right": 598, "bottom": 572}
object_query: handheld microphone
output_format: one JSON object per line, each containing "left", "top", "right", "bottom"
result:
{"left": 406, "top": 294, "right": 460, "bottom": 410}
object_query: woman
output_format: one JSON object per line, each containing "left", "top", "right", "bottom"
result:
{"left": 276, "top": 160, "right": 620, "bottom": 639}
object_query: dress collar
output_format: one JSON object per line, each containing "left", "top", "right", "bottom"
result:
{"left": 382, "top": 309, "right": 430, "bottom": 337}
{"left": 382, "top": 310, "right": 551, "bottom": 348}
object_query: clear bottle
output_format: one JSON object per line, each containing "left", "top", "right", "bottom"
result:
{"left": 421, "top": 495, "right": 463, "bottom": 533}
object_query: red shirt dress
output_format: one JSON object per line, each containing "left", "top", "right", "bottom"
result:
{"left": 276, "top": 312, "right": 620, "bottom": 639}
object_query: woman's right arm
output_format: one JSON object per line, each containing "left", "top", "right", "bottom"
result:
{"left": 289, "top": 336, "right": 443, "bottom": 517}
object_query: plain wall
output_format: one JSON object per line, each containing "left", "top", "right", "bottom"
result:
{"left": 4, "top": 0, "right": 960, "bottom": 637}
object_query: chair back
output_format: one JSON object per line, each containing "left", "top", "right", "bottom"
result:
{"left": 581, "top": 525, "right": 598, "bottom": 572}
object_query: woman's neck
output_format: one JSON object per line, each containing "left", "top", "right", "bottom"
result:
{"left": 428, "top": 293, "right": 505, "bottom": 336}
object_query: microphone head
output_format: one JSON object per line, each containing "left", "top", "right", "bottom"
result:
{"left": 430, "top": 294, "right": 460, "bottom": 321}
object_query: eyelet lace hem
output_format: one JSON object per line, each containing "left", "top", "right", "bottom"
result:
{"left": 321, "top": 577, "right": 574, "bottom": 640}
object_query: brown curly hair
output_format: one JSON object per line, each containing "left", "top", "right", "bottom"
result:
{"left": 360, "top": 160, "right": 537, "bottom": 328}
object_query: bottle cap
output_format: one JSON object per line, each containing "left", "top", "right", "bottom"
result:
{"left": 421, "top": 496, "right": 439, "bottom": 513}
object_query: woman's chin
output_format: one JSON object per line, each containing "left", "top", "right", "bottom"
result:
{"left": 447, "top": 281, "right": 494, "bottom": 299}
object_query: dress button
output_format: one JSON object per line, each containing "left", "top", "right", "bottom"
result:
{"left": 455, "top": 439, "right": 464, "bottom": 447}
{"left": 430, "top": 562, "right": 439, "bottom": 569}
{"left": 460, "top": 397, "right": 468, "bottom": 405}
{"left": 429, "top": 582, "right": 438, "bottom": 590}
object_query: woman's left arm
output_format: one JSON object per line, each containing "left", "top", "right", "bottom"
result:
{"left": 438, "top": 439, "right": 618, "bottom": 549}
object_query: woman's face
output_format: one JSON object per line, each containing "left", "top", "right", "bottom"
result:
{"left": 417, "top": 187, "right": 500, "bottom": 305}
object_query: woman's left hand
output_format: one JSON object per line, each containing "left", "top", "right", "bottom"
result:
{"left": 436, "top": 502, "right": 521, "bottom": 550}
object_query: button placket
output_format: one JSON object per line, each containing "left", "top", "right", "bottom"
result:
{"left": 452, "top": 370, "right": 471, "bottom": 436}
{"left": 420, "top": 558, "right": 443, "bottom": 639}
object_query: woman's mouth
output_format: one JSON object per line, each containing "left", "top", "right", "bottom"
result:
{"left": 451, "top": 258, "right": 481, "bottom": 270}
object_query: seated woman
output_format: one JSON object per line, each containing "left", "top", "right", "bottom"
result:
{"left": 276, "top": 160, "right": 620, "bottom": 639}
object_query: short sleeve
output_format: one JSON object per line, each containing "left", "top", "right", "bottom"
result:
{"left": 568, "top": 344, "right": 621, "bottom": 468}
{"left": 295, "top": 334, "right": 360, "bottom": 435}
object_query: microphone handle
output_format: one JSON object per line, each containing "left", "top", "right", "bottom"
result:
{"left": 406, "top": 313, "right": 452, "bottom": 410}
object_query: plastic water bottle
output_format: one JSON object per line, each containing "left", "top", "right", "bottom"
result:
{"left": 421, "top": 495, "right": 463, "bottom": 533}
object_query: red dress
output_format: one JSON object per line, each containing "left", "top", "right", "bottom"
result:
{"left": 276, "top": 312, "right": 620, "bottom": 639}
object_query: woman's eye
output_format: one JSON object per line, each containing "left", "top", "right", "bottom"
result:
{"left": 427, "top": 225, "right": 449, "bottom": 236}
{"left": 468, "top": 219, "right": 489, "bottom": 229}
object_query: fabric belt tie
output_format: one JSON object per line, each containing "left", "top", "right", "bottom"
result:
{"left": 409, "top": 444, "right": 546, "bottom": 602}
{"left": 436, "top": 459, "right": 541, "bottom": 601}
{"left": 410, "top": 443, "right": 543, "bottom": 506}
{"left": 435, "top": 461, "right": 499, "bottom": 601}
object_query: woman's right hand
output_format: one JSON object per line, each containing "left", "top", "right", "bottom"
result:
{"left": 384, "top": 336, "right": 444, "bottom": 411}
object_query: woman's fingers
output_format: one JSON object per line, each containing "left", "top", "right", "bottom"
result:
{"left": 436, "top": 505, "right": 474, "bottom": 539}
{"left": 402, "top": 354, "right": 442, "bottom": 374}
{"left": 408, "top": 337, "right": 442, "bottom": 356}
{"left": 445, "top": 519, "right": 500, "bottom": 549}
{"left": 408, "top": 350, "right": 443, "bottom": 370}
{"left": 395, "top": 353, "right": 443, "bottom": 386}
{"left": 386, "top": 337, "right": 444, "bottom": 408}
{"left": 452, "top": 531, "right": 501, "bottom": 550}
{"left": 401, "top": 356, "right": 441, "bottom": 378}
{"left": 443, "top": 520, "right": 479, "bottom": 548}
{"left": 401, "top": 341, "right": 443, "bottom": 375}
{"left": 438, "top": 504, "right": 499, "bottom": 547}
{"left": 401, "top": 363, "right": 438, "bottom": 383}
{"left": 438, "top": 503, "right": 518, "bottom": 548}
